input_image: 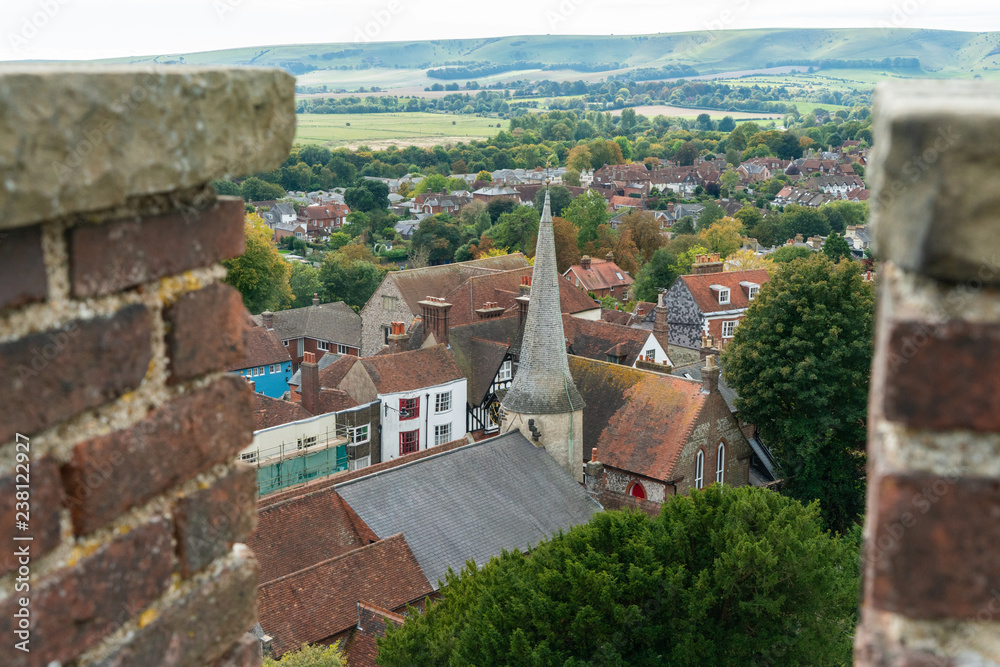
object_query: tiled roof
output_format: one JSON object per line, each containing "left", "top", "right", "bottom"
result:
{"left": 599, "top": 308, "right": 634, "bottom": 326}
{"left": 227, "top": 325, "right": 291, "bottom": 371}
{"left": 252, "top": 393, "right": 312, "bottom": 431}
{"left": 335, "top": 431, "right": 600, "bottom": 589}
{"left": 360, "top": 344, "right": 464, "bottom": 395}
{"left": 247, "top": 490, "right": 377, "bottom": 585}
{"left": 448, "top": 323, "right": 512, "bottom": 405}
{"left": 569, "top": 356, "right": 706, "bottom": 477}
{"left": 289, "top": 351, "right": 343, "bottom": 387}
{"left": 301, "top": 203, "right": 349, "bottom": 220}
{"left": 563, "top": 314, "right": 650, "bottom": 366}
{"left": 565, "top": 257, "right": 635, "bottom": 292}
{"left": 258, "top": 534, "right": 433, "bottom": 658}
{"left": 679, "top": 269, "right": 770, "bottom": 315}
{"left": 384, "top": 253, "right": 531, "bottom": 315}
{"left": 317, "top": 354, "right": 359, "bottom": 390}
{"left": 252, "top": 301, "right": 361, "bottom": 346}
{"left": 609, "top": 195, "right": 641, "bottom": 209}
{"left": 671, "top": 360, "right": 739, "bottom": 413}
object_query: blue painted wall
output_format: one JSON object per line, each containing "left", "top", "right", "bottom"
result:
{"left": 233, "top": 361, "right": 293, "bottom": 399}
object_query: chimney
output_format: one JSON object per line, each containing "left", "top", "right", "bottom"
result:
{"left": 301, "top": 351, "right": 319, "bottom": 415}
{"left": 476, "top": 301, "right": 506, "bottom": 319}
{"left": 700, "top": 331, "right": 719, "bottom": 363}
{"left": 653, "top": 292, "right": 668, "bottom": 340}
{"left": 262, "top": 310, "right": 274, "bottom": 331}
{"left": 605, "top": 251, "right": 614, "bottom": 263}
{"left": 312, "top": 293, "right": 320, "bottom": 307}
{"left": 418, "top": 296, "right": 452, "bottom": 346}
{"left": 701, "top": 354, "right": 720, "bottom": 394}
{"left": 584, "top": 457, "right": 605, "bottom": 497}
{"left": 246, "top": 379, "right": 256, "bottom": 393}
{"left": 519, "top": 275, "right": 532, "bottom": 296}
{"left": 692, "top": 253, "right": 724, "bottom": 275}
{"left": 581, "top": 255, "right": 591, "bottom": 270}
{"left": 387, "top": 321, "right": 410, "bottom": 353}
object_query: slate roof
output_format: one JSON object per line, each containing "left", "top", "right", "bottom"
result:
{"left": 228, "top": 325, "right": 291, "bottom": 371}
{"left": 251, "top": 301, "right": 361, "bottom": 346}
{"left": 288, "top": 351, "right": 342, "bottom": 387}
{"left": 335, "top": 431, "right": 601, "bottom": 589}
{"left": 679, "top": 269, "right": 770, "bottom": 315}
{"left": 247, "top": 490, "right": 378, "bottom": 585}
{"left": 383, "top": 253, "right": 531, "bottom": 315}
{"left": 565, "top": 257, "right": 635, "bottom": 292}
{"left": 258, "top": 534, "right": 433, "bottom": 657}
{"left": 569, "top": 355, "right": 706, "bottom": 474}
{"left": 360, "top": 344, "right": 464, "bottom": 395}
{"left": 562, "top": 314, "right": 651, "bottom": 366}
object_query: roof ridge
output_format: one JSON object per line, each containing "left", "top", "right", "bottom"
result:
{"left": 258, "top": 532, "right": 408, "bottom": 590}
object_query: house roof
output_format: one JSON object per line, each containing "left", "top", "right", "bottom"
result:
{"left": 569, "top": 355, "right": 706, "bottom": 475}
{"left": 257, "top": 534, "right": 433, "bottom": 658}
{"left": 359, "top": 344, "right": 464, "bottom": 395}
{"left": 448, "top": 320, "right": 515, "bottom": 404}
{"left": 335, "top": 431, "right": 601, "bottom": 589}
{"left": 565, "top": 257, "right": 635, "bottom": 292}
{"left": 288, "top": 351, "right": 342, "bottom": 387}
{"left": 252, "top": 393, "right": 312, "bottom": 431}
{"left": 381, "top": 253, "right": 531, "bottom": 316}
{"left": 252, "top": 301, "right": 361, "bottom": 346}
{"left": 247, "top": 490, "right": 378, "bottom": 585}
{"left": 228, "top": 325, "right": 291, "bottom": 371}
{"left": 671, "top": 360, "right": 739, "bottom": 413}
{"left": 563, "top": 314, "right": 650, "bottom": 366}
{"left": 679, "top": 269, "right": 770, "bottom": 315}
{"left": 301, "top": 203, "right": 349, "bottom": 220}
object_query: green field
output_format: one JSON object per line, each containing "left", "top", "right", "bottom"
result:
{"left": 294, "top": 113, "right": 503, "bottom": 148}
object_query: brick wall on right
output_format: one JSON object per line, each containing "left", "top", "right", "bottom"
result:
{"left": 856, "top": 81, "right": 1000, "bottom": 666}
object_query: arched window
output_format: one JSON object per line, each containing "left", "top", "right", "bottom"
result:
{"left": 694, "top": 450, "right": 705, "bottom": 489}
{"left": 628, "top": 480, "right": 646, "bottom": 499}
{"left": 716, "top": 442, "right": 726, "bottom": 484}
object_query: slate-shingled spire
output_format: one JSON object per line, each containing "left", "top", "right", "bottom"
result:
{"left": 502, "top": 188, "right": 585, "bottom": 414}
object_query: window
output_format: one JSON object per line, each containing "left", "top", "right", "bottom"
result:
{"left": 716, "top": 442, "right": 726, "bottom": 484}
{"left": 748, "top": 285, "right": 759, "bottom": 300}
{"left": 337, "top": 344, "right": 350, "bottom": 355}
{"left": 694, "top": 450, "right": 705, "bottom": 489}
{"left": 348, "top": 425, "right": 369, "bottom": 444}
{"left": 645, "top": 349, "right": 655, "bottom": 361}
{"left": 399, "top": 429, "right": 419, "bottom": 455}
{"left": 297, "top": 435, "right": 318, "bottom": 450}
{"left": 240, "top": 451, "right": 258, "bottom": 464}
{"left": 399, "top": 397, "right": 419, "bottom": 420}
{"left": 383, "top": 326, "right": 390, "bottom": 345}
{"left": 434, "top": 423, "right": 452, "bottom": 446}
{"left": 498, "top": 360, "right": 512, "bottom": 382}
{"left": 317, "top": 341, "right": 330, "bottom": 351}
{"left": 718, "top": 288, "right": 730, "bottom": 305}
{"left": 252, "top": 367, "right": 259, "bottom": 377}
{"left": 349, "top": 455, "right": 370, "bottom": 472}
{"left": 383, "top": 294, "right": 397, "bottom": 310}
{"left": 435, "top": 391, "right": 452, "bottom": 413}
{"left": 628, "top": 480, "right": 646, "bottom": 499}
{"left": 722, "top": 320, "right": 738, "bottom": 338}
{"left": 282, "top": 340, "right": 289, "bottom": 347}
{"left": 268, "top": 364, "right": 277, "bottom": 373}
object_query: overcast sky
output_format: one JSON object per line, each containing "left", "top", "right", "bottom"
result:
{"left": 1, "top": 0, "right": 996, "bottom": 62}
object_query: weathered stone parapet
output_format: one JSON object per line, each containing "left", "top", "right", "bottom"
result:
{"left": 0, "top": 66, "right": 291, "bottom": 667}
{"left": 0, "top": 66, "right": 295, "bottom": 231}
{"left": 858, "top": 81, "right": 1000, "bottom": 666}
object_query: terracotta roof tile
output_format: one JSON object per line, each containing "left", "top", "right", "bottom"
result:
{"left": 447, "top": 266, "right": 598, "bottom": 326}
{"left": 228, "top": 323, "right": 291, "bottom": 372}
{"left": 252, "top": 393, "right": 312, "bottom": 431}
{"left": 318, "top": 355, "right": 360, "bottom": 389}
{"left": 384, "top": 253, "right": 531, "bottom": 315}
{"left": 565, "top": 258, "right": 635, "bottom": 292}
{"left": 680, "top": 268, "right": 770, "bottom": 314}
{"left": 258, "top": 534, "right": 432, "bottom": 657}
{"left": 563, "top": 315, "right": 650, "bottom": 366}
{"left": 359, "top": 344, "right": 463, "bottom": 394}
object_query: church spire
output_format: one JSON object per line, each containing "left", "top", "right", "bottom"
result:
{"left": 502, "top": 188, "right": 585, "bottom": 415}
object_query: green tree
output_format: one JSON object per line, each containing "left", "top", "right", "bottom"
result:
{"left": 223, "top": 213, "right": 292, "bottom": 313}
{"left": 486, "top": 198, "right": 518, "bottom": 224}
{"left": 318, "top": 252, "right": 387, "bottom": 311}
{"left": 613, "top": 135, "right": 633, "bottom": 161}
{"left": 379, "top": 486, "right": 859, "bottom": 666}
{"left": 239, "top": 176, "right": 285, "bottom": 202}
{"left": 489, "top": 206, "right": 540, "bottom": 255}
{"left": 780, "top": 205, "right": 831, "bottom": 240}
{"left": 211, "top": 179, "right": 241, "bottom": 197}
{"left": 287, "top": 262, "right": 323, "bottom": 309}
{"left": 719, "top": 169, "right": 739, "bottom": 198}
{"left": 770, "top": 245, "right": 814, "bottom": 263}
{"left": 533, "top": 185, "right": 573, "bottom": 218}
{"left": 619, "top": 107, "right": 637, "bottom": 132}
{"left": 699, "top": 216, "right": 744, "bottom": 258}
{"left": 696, "top": 201, "right": 725, "bottom": 231}
{"left": 675, "top": 140, "right": 698, "bottom": 166}
{"left": 722, "top": 255, "right": 873, "bottom": 532}
{"left": 632, "top": 246, "right": 679, "bottom": 301}
{"left": 562, "top": 189, "right": 611, "bottom": 250}
{"left": 264, "top": 642, "right": 344, "bottom": 666}
{"left": 823, "top": 232, "right": 853, "bottom": 263}
{"left": 718, "top": 115, "right": 736, "bottom": 132}
{"left": 671, "top": 215, "right": 695, "bottom": 235}
{"left": 563, "top": 168, "right": 582, "bottom": 186}
{"left": 411, "top": 214, "right": 463, "bottom": 264}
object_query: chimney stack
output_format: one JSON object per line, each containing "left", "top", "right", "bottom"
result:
{"left": 387, "top": 321, "right": 411, "bottom": 353}
{"left": 262, "top": 310, "right": 274, "bottom": 331}
{"left": 301, "top": 351, "right": 320, "bottom": 415}
{"left": 701, "top": 354, "right": 720, "bottom": 394}
{"left": 653, "top": 292, "right": 668, "bottom": 342}
{"left": 581, "top": 255, "right": 591, "bottom": 270}
{"left": 692, "top": 253, "right": 724, "bottom": 275}
{"left": 605, "top": 251, "right": 614, "bottom": 263}
{"left": 519, "top": 275, "right": 532, "bottom": 296}
{"left": 312, "top": 293, "right": 320, "bottom": 307}
{"left": 476, "top": 301, "right": 506, "bottom": 320}
{"left": 419, "top": 296, "right": 453, "bottom": 346}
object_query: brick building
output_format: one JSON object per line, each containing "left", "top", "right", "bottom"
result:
{"left": 254, "top": 296, "right": 361, "bottom": 368}
{"left": 563, "top": 253, "right": 635, "bottom": 302}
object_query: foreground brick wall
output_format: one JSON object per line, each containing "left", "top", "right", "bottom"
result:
{"left": 0, "top": 66, "right": 294, "bottom": 666}
{"left": 857, "top": 81, "right": 1000, "bottom": 665}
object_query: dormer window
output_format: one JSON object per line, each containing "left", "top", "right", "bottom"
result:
{"left": 711, "top": 286, "right": 730, "bottom": 305}
{"left": 740, "top": 281, "right": 761, "bottom": 301}
{"left": 748, "top": 286, "right": 759, "bottom": 300}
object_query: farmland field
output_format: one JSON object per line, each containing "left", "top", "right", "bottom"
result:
{"left": 294, "top": 112, "right": 503, "bottom": 148}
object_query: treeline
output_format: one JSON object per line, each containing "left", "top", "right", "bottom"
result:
{"left": 296, "top": 91, "right": 516, "bottom": 115}
{"left": 622, "top": 64, "right": 700, "bottom": 81}
{"left": 427, "top": 61, "right": 622, "bottom": 79}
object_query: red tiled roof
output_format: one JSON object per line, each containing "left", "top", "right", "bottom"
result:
{"left": 302, "top": 203, "right": 349, "bottom": 220}
{"left": 228, "top": 325, "right": 291, "bottom": 371}
{"left": 258, "top": 533, "right": 433, "bottom": 658}
{"left": 569, "top": 356, "right": 706, "bottom": 481}
{"left": 252, "top": 393, "right": 312, "bottom": 431}
{"left": 679, "top": 269, "right": 770, "bottom": 315}
{"left": 448, "top": 266, "right": 598, "bottom": 326}
{"left": 563, "top": 315, "right": 651, "bottom": 366}
{"left": 317, "top": 388, "right": 359, "bottom": 413}
{"left": 609, "top": 195, "right": 641, "bottom": 209}
{"left": 565, "top": 258, "right": 635, "bottom": 292}
{"left": 360, "top": 344, "right": 463, "bottom": 394}
{"left": 318, "top": 355, "right": 360, "bottom": 389}
{"left": 247, "top": 491, "right": 377, "bottom": 585}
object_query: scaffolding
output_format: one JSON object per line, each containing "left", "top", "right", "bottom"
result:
{"left": 243, "top": 424, "right": 352, "bottom": 496}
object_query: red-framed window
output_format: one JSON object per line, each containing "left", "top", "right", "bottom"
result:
{"left": 399, "top": 397, "right": 419, "bottom": 420}
{"left": 399, "top": 429, "right": 419, "bottom": 455}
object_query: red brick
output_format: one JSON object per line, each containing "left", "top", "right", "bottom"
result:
{"left": 89, "top": 549, "right": 259, "bottom": 667}
{"left": 868, "top": 473, "right": 1000, "bottom": 619}
{"left": 0, "top": 304, "right": 152, "bottom": 445}
{"left": 174, "top": 465, "right": 257, "bottom": 575}
{"left": 882, "top": 320, "right": 1000, "bottom": 431}
{"left": 69, "top": 197, "right": 245, "bottom": 297}
{"left": 0, "top": 225, "right": 47, "bottom": 312}
{"left": 0, "top": 517, "right": 173, "bottom": 667}
{"left": 62, "top": 375, "right": 254, "bottom": 535}
{"left": 0, "top": 456, "right": 63, "bottom": 576}
{"left": 165, "top": 282, "right": 248, "bottom": 384}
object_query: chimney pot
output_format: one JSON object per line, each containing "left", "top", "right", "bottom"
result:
{"left": 262, "top": 310, "right": 274, "bottom": 330}
{"left": 581, "top": 255, "right": 591, "bottom": 270}
{"left": 605, "top": 251, "right": 614, "bottom": 262}
{"left": 312, "top": 293, "right": 320, "bottom": 307}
